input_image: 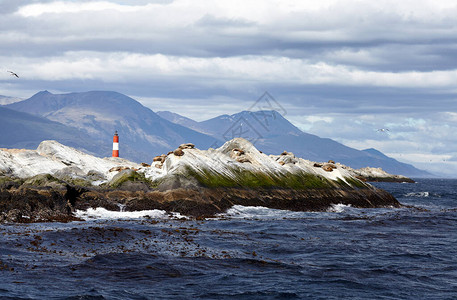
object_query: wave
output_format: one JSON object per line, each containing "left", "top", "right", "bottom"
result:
{"left": 327, "top": 203, "right": 352, "bottom": 213}
{"left": 74, "top": 207, "right": 187, "bottom": 220}
{"left": 219, "top": 204, "right": 353, "bottom": 220}
{"left": 219, "top": 205, "right": 310, "bottom": 219}
{"left": 405, "top": 192, "right": 430, "bottom": 198}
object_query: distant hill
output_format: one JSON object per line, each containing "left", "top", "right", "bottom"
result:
{"left": 6, "top": 91, "right": 220, "bottom": 162}
{"left": 160, "top": 110, "right": 431, "bottom": 177}
{"left": 0, "top": 95, "right": 22, "bottom": 105}
{"left": 0, "top": 106, "right": 107, "bottom": 155}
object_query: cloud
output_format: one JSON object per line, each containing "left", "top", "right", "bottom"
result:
{"left": 2, "top": 0, "right": 457, "bottom": 175}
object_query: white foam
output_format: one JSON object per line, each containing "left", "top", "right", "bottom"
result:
{"left": 218, "top": 205, "right": 310, "bottom": 219}
{"left": 405, "top": 192, "right": 430, "bottom": 198}
{"left": 74, "top": 207, "right": 169, "bottom": 220}
{"left": 327, "top": 203, "right": 352, "bottom": 213}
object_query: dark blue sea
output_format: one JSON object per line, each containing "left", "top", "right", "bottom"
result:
{"left": 1, "top": 179, "right": 457, "bottom": 299}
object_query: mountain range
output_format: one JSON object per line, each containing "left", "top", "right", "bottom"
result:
{"left": 157, "top": 110, "right": 430, "bottom": 177}
{"left": 5, "top": 91, "right": 219, "bottom": 162}
{"left": 1, "top": 90, "right": 431, "bottom": 177}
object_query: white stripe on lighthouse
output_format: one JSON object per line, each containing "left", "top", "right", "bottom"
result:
{"left": 113, "top": 143, "right": 119, "bottom": 150}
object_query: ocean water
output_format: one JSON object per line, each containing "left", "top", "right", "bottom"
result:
{"left": 1, "top": 178, "right": 456, "bottom": 299}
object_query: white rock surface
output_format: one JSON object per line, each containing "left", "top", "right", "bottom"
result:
{"left": 0, "top": 138, "right": 405, "bottom": 186}
{"left": 0, "top": 140, "right": 140, "bottom": 180}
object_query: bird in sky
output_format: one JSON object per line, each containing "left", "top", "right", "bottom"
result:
{"left": 7, "top": 71, "right": 19, "bottom": 78}
{"left": 377, "top": 128, "right": 389, "bottom": 132}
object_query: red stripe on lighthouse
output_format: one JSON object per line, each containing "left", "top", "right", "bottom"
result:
{"left": 112, "top": 131, "right": 119, "bottom": 157}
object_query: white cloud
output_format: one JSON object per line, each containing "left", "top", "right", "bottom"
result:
{"left": 4, "top": 51, "right": 457, "bottom": 90}
{"left": 17, "top": 2, "right": 146, "bottom": 17}
{"left": 3, "top": 0, "right": 457, "bottom": 176}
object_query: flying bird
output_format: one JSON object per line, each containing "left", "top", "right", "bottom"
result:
{"left": 377, "top": 128, "right": 389, "bottom": 132}
{"left": 7, "top": 71, "right": 19, "bottom": 78}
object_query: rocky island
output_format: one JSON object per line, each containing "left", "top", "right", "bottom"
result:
{"left": 0, "top": 138, "right": 403, "bottom": 223}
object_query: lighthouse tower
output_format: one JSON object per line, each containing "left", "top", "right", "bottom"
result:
{"left": 112, "top": 131, "right": 119, "bottom": 157}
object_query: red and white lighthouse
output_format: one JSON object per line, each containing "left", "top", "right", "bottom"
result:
{"left": 112, "top": 131, "right": 119, "bottom": 157}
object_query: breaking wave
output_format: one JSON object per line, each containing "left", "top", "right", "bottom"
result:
{"left": 327, "top": 203, "right": 352, "bottom": 213}
{"left": 74, "top": 207, "right": 187, "bottom": 220}
{"left": 219, "top": 205, "right": 311, "bottom": 219}
{"left": 405, "top": 191, "right": 430, "bottom": 198}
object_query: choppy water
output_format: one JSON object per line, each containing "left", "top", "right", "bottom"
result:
{"left": 1, "top": 179, "right": 457, "bottom": 299}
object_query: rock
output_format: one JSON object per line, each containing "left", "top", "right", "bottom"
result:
{"left": 173, "top": 148, "right": 184, "bottom": 156}
{"left": 281, "top": 156, "right": 297, "bottom": 165}
{"left": 328, "top": 160, "right": 335, "bottom": 164}
{"left": 23, "top": 174, "right": 62, "bottom": 187}
{"left": 313, "top": 163, "right": 323, "bottom": 168}
{"left": 71, "top": 186, "right": 401, "bottom": 218}
{"left": 109, "top": 169, "right": 151, "bottom": 188}
{"left": 54, "top": 166, "right": 85, "bottom": 179}
{"left": 279, "top": 161, "right": 285, "bottom": 166}
{"left": 155, "top": 164, "right": 162, "bottom": 169}
{"left": 141, "top": 163, "right": 151, "bottom": 167}
{"left": 281, "top": 151, "right": 288, "bottom": 155}
{"left": 179, "top": 143, "right": 195, "bottom": 149}
{"left": 86, "top": 170, "right": 106, "bottom": 181}
{"left": 232, "top": 148, "right": 245, "bottom": 155}
{"left": 237, "top": 157, "right": 251, "bottom": 163}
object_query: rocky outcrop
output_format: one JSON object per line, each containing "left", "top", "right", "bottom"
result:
{"left": 0, "top": 138, "right": 405, "bottom": 222}
{"left": 345, "top": 166, "right": 415, "bottom": 183}
{"left": 0, "top": 175, "right": 81, "bottom": 223}
{"left": 0, "top": 180, "right": 400, "bottom": 222}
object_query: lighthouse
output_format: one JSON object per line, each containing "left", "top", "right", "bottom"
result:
{"left": 112, "top": 131, "right": 119, "bottom": 157}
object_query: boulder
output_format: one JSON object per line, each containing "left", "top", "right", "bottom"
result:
{"left": 237, "top": 157, "right": 251, "bottom": 163}
{"left": 86, "top": 170, "right": 106, "bottom": 181}
{"left": 328, "top": 160, "right": 335, "bottom": 164}
{"left": 141, "top": 163, "right": 151, "bottom": 167}
{"left": 109, "top": 169, "right": 151, "bottom": 188}
{"left": 23, "top": 174, "right": 63, "bottom": 187}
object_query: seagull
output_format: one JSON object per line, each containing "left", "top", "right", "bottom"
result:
{"left": 7, "top": 71, "right": 19, "bottom": 78}
{"left": 377, "top": 128, "right": 389, "bottom": 132}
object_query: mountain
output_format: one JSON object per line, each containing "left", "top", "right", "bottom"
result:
{"left": 162, "top": 110, "right": 430, "bottom": 177}
{"left": 0, "top": 95, "right": 22, "bottom": 105}
{"left": 0, "top": 106, "right": 108, "bottom": 155}
{"left": 6, "top": 91, "right": 220, "bottom": 162}
{"left": 156, "top": 111, "right": 208, "bottom": 134}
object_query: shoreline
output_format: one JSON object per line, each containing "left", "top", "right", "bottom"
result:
{"left": 0, "top": 179, "right": 401, "bottom": 223}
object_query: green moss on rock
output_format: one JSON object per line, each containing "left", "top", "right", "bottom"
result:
{"left": 182, "top": 166, "right": 336, "bottom": 189}
{"left": 23, "top": 174, "right": 62, "bottom": 186}
{"left": 109, "top": 169, "right": 152, "bottom": 188}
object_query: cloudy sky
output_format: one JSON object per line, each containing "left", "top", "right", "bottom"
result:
{"left": 1, "top": 0, "right": 457, "bottom": 176}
